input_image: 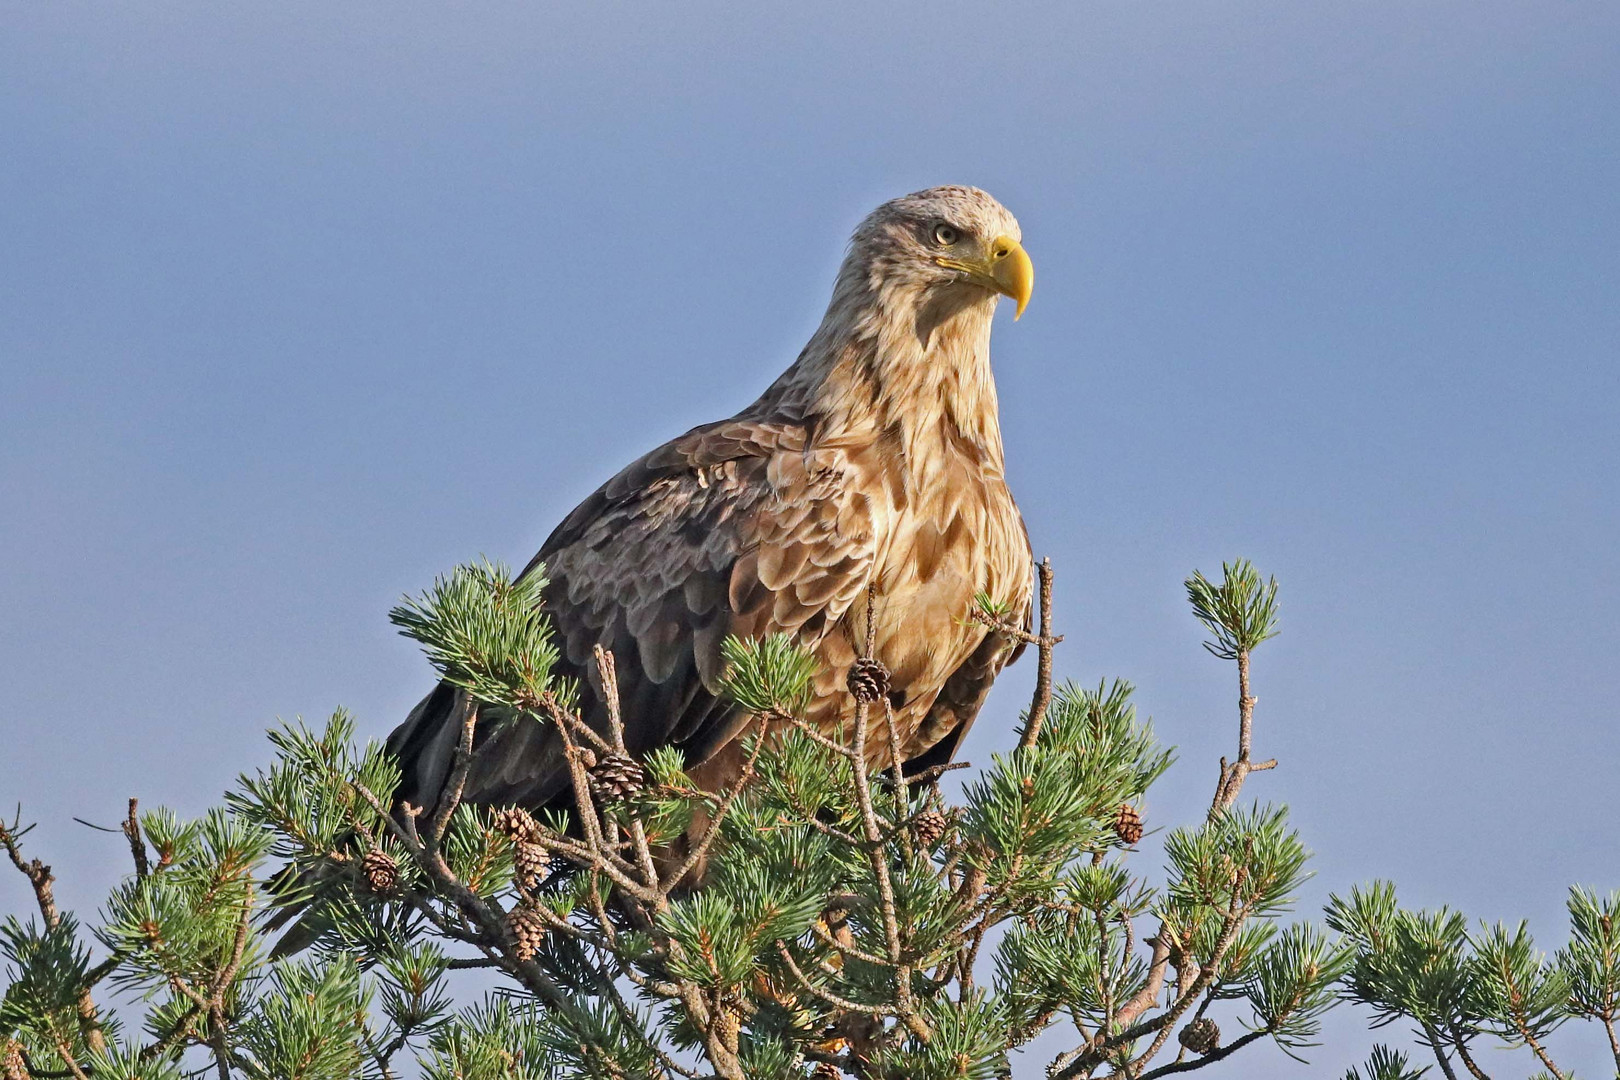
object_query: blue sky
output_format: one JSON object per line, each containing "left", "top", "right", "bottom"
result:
{"left": 3, "top": 3, "right": 1617, "bottom": 1075}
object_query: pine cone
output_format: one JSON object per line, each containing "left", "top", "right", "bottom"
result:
{"left": 1177, "top": 1017, "right": 1219, "bottom": 1055}
{"left": 361, "top": 849, "right": 399, "bottom": 894}
{"left": 588, "top": 752, "right": 646, "bottom": 803}
{"left": 513, "top": 841, "right": 553, "bottom": 889}
{"left": 912, "top": 811, "right": 949, "bottom": 848}
{"left": 507, "top": 904, "right": 548, "bottom": 962}
{"left": 3, "top": 1039, "right": 26, "bottom": 1080}
{"left": 1114, "top": 803, "right": 1144, "bottom": 846}
{"left": 491, "top": 806, "right": 539, "bottom": 842}
{"left": 810, "top": 1063, "right": 842, "bottom": 1080}
{"left": 845, "top": 657, "right": 890, "bottom": 704}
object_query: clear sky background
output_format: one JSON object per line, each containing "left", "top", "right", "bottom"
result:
{"left": 3, "top": 3, "right": 1617, "bottom": 1076}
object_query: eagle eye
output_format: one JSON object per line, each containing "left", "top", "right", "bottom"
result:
{"left": 931, "top": 223, "right": 960, "bottom": 247}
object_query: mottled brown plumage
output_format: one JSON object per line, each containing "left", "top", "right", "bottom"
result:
{"left": 388, "top": 186, "right": 1036, "bottom": 814}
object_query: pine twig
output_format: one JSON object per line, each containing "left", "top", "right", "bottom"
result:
{"left": 596, "top": 645, "right": 660, "bottom": 890}
{"left": 1114, "top": 939, "right": 1179, "bottom": 1029}
{"left": 780, "top": 711, "right": 857, "bottom": 759}
{"left": 773, "top": 941, "right": 889, "bottom": 1015}
{"left": 206, "top": 1007, "right": 232, "bottom": 1080}
{"left": 1208, "top": 647, "right": 1276, "bottom": 816}
{"left": 1420, "top": 1020, "right": 1463, "bottom": 1080}
{"left": 660, "top": 732, "right": 767, "bottom": 894}
{"left": 547, "top": 703, "right": 650, "bottom": 894}
{"left": 846, "top": 587, "right": 927, "bottom": 1040}
{"left": 808, "top": 919, "right": 896, "bottom": 968}
{"left": 1, "top": 813, "right": 109, "bottom": 1057}
{"left": 122, "top": 798, "right": 150, "bottom": 878}
{"left": 594, "top": 644, "right": 627, "bottom": 755}
{"left": 882, "top": 697, "right": 912, "bottom": 860}
{"left": 48, "top": 1039, "right": 90, "bottom": 1080}
{"left": 427, "top": 694, "right": 480, "bottom": 848}
{"left": 535, "top": 691, "right": 615, "bottom": 755}
{"left": 1520, "top": 1029, "right": 1565, "bottom": 1080}
{"left": 1120, "top": 911, "right": 1246, "bottom": 1073}
{"left": 1449, "top": 1028, "right": 1491, "bottom": 1080}
{"left": 1133, "top": 1028, "right": 1270, "bottom": 1078}
{"left": 0, "top": 813, "right": 59, "bottom": 928}
{"left": 875, "top": 760, "right": 970, "bottom": 786}
{"left": 139, "top": 1003, "right": 201, "bottom": 1063}
{"left": 1019, "top": 557, "right": 1059, "bottom": 752}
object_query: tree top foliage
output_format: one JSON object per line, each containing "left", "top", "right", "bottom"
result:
{"left": 2, "top": 560, "right": 1615, "bottom": 1080}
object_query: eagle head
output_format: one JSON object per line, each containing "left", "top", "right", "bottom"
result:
{"left": 847, "top": 185, "right": 1034, "bottom": 320}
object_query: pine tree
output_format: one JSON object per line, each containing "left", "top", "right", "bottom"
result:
{"left": 1, "top": 559, "right": 1616, "bottom": 1078}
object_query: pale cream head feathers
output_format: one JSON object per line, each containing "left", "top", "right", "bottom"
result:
{"left": 845, "top": 185, "right": 1033, "bottom": 318}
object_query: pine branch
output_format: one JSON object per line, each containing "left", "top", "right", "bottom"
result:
{"left": 1019, "top": 557, "right": 1059, "bottom": 752}
{"left": 1, "top": 812, "right": 59, "bottom": 928}
{"left": 846, "top": 587, "right": 926, "bottom": 1040}
{"left": 1135, "top": 1028, "right": 1271, "bottom": 1078}
{"left": 595, "top": 646, "right": 661, "bottom": 889}
{"left": 22, "top": 556, "right": 1573, "bottom": 1080}
{"left": 774, "top": 941, "right": 888, "bottom": 1015}
{"left": 1421, "top": 1021, "right": 1463, "bottom": 1080}
{"left": 1448, "top": 1025, "right": 1491, "bottom": 1080}
{"left": 426, "top": 695, "right": 480, "bottom": 849}
{"left": 122, "top": 798, "right": 150, "bottom": 879}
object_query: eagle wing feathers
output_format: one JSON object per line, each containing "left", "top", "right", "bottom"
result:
{"left": 391, "top": 419, "right": 881, "bottom": 812}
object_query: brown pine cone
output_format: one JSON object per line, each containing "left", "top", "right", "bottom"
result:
{"left": 845, "top": 657, "right": 891, "bottom": 704}
{"left": 912, "top": 811, "right": 949, "bottom": 848}
{"left": 491, "top": 806, "right": 539, "bottom": 842}
{"left": 588, "top": 752, "right": 647, "bottom": 803}
{"left": 810, "top": 1063, "right": 842, "bottom": 1080}
{"left": 1177, "top": 1017, "right": 1219, "bottom": 1055}
{"left": 361, "top": 849, "right": 399, "bottom": 894}
{"left": 1114, "top": 803, "right": 1144, "bottom": 846}
{"left": 507, "top": 904, "right": 548, "bottom": 962}
{"left": 3, "top": 1039, "right": 26, "bottom": 1080}
{"left": 513, "top": 841, "right": 553, "bottom": 889}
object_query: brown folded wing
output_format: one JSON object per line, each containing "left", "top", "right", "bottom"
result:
{"left": 388, "top": 419, "right": 880, "bottom": 812}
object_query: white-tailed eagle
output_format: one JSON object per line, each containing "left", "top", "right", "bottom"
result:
{"left": 389, "top": 186, "right": 1037, "bottom": 812}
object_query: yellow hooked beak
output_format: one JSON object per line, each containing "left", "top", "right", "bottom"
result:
{"left": 937, "top": 234, "right": 1035, "bottom": 319}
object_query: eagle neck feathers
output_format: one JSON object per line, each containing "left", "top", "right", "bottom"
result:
{"left": 756, "top": 264, "right": 1007, "bottom": 475}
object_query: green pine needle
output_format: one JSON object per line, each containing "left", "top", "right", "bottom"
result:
{"left": 389, "top": 559, "right": 561, "bottom": 712}
{"left": 1186, "top": 559, "right": 1280, "bottom": 659}
{"left": 718, "top": 633, "right": 818, "bottom": 717}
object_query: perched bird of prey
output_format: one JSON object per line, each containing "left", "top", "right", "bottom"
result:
{"left": 389, "top": 186, "right": 1036, "bottom": 814}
